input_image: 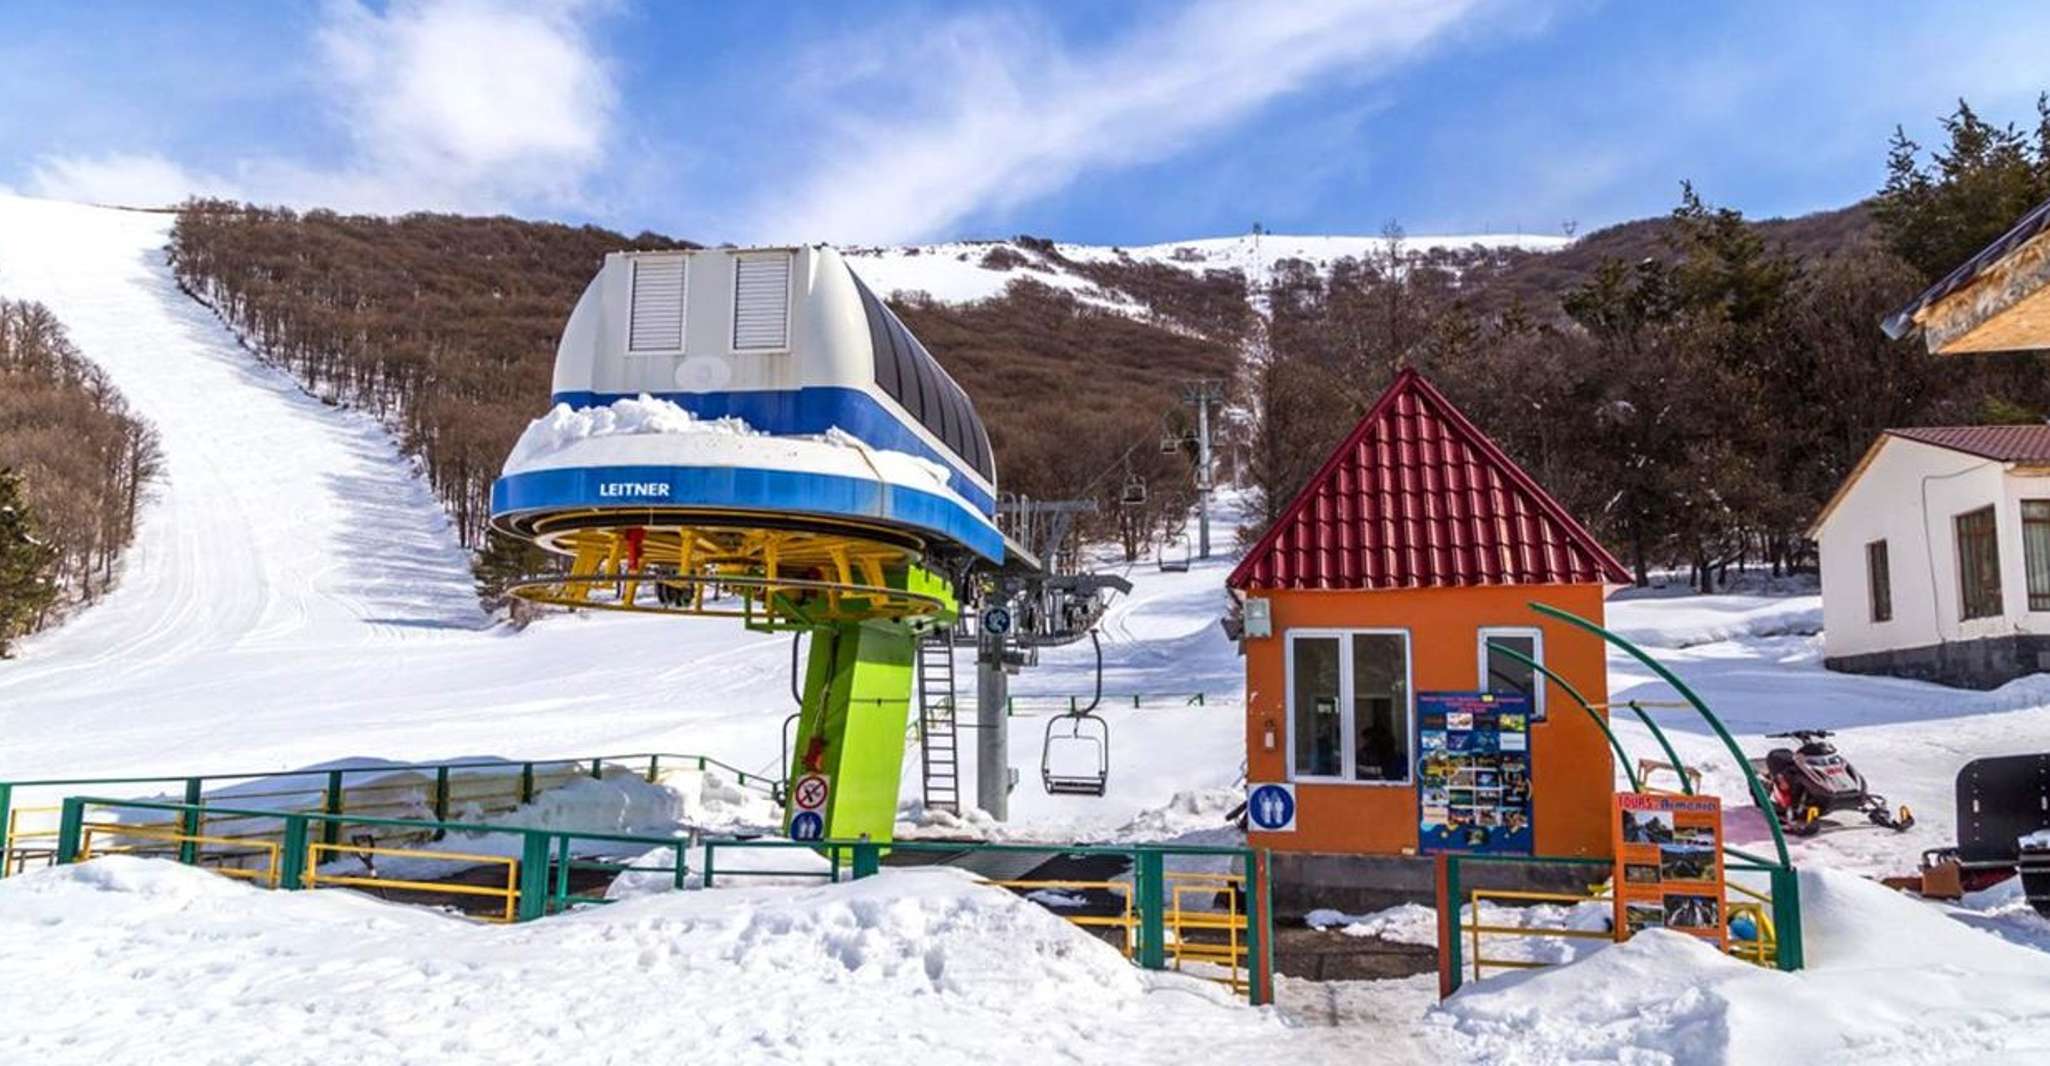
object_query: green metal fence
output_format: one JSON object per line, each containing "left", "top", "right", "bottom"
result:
{"left": 0, "top": 752, "right": 774, "bottom": 880}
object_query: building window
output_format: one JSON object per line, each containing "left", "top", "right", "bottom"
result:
{"left": 1866, "top": 540, "right": 1892, "bottom": 622}
{"left": 2025, "top": 502, "right": 2050, "bottom": 611}
{"left": 1478, "top": 627, "right": 1545, "bottom": 721}
{"left": 1286, "top": 629, "right": 1413, "bottom": 784}
{"left": 1955, "top": 506, "right": 2003, "bottom": 621}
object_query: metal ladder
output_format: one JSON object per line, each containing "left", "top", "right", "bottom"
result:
{"left": 916, "top": 634, "right": 962, "bottom": 815}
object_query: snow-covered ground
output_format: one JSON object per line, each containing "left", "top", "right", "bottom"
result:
{"left": 10, "top": 193, "right": 2050, "bottom": 1061}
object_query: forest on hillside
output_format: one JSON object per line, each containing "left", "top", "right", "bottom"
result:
{"left": 1241, "top": 96, "right": 2050, "bottom": 588}
{"left": 0, "top": 300, "right": 162, "bottom": 654}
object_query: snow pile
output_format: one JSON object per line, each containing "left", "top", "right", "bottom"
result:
{"left": 503, "top": 395, "right": 759, "bottom": 472}
{"left": 0, "top": 858, "right": 1281, "bottom": 1063}
{"left": 499, "top": 394, "right": 956, "bottom": 494}
{"left": 1305, "top": 903, "right": 1440, "bottom": 945}
{"left": 1608, "top": 592, "right": 1824, "bottom": 649}
{"left": 458, "top": 771, "right": 681, "bottom": 836}
{"left": 1433, "top": 869, "right": 2050, "bottom": 1064}
{"left": 1110, "top": 787, "right": 1242, "bottom": 842}
{"left": 668, "top": 767, "right": 782, "bottom": 832}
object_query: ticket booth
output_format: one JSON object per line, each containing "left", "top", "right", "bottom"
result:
{"left": 1227, "top": 369, "right": 1631, "bottom": 914}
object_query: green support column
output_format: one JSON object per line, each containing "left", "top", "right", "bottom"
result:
{"left": 0, "top": 781, "right": 14, "bottom": 879}
{"left": 322, "top": 770, "right": 344, "bottom": 848}
{"left": 787, "top": 620, "right": 915, "bottom": 844}
{"left": 516, "top": 832, "right": 551, "bottom": 921}
{"left": 280, "top": 817, "right": 309, "bottom": 889}
{"left": 1771, "top": 865, "right": 1805, "bottom": 971}
{"left": 851, "top": 841, "right": 881, "bottom": 879}
{"left": 1136, "top": 849, "right": 1166, "bottom": 969}
{"left": 433, "top": 767, "right": 450, "bottom": 841}
{"left": 55, "top": 797, "right": 83, "bottom": 865}
{"left": 179, "top": 777, "right": 203, "bottom": 865}
{"left": 553, "top": 835, "right": 574, "bottom": 914}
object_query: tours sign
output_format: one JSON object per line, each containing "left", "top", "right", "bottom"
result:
{"left": 1415, "top": 691, "right": 1534, "bottom": 855}
{"left": 1611, "top": 792, "right": 1727, "bottom": 950}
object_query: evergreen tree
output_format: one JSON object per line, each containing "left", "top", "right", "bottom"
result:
{"left": 0, "top": 468, "right": 59, "bottom": 656}
{"left": 1874, "top": 96, "right": 2050, "bottom": 282}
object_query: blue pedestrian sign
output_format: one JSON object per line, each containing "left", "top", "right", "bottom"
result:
{"left": 789, "top": 810, "right": 825, "bottom": 841}
{"left": 1247, "top": 783, "right": 1297, "bottom": 833}
{"left": 982, "top": 605, "right": 1013, "bottom": 636}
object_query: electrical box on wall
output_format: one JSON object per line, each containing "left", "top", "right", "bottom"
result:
{"left": 1243, "top": 598, "right": 1272, "bottom": 639}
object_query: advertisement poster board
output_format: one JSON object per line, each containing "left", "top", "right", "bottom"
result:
{"left": 1611, "top": 792, "right": 1726, "bottom": 949}
{"left": 1416, "top": 691, "right": 1534, "bottom": 855}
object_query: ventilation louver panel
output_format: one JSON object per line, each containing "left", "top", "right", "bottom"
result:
{"left": 628, "top": 256, "right": 686, "bottom": 352}
{"left": 733, "top": 254, "right": 793, "bottom": 350}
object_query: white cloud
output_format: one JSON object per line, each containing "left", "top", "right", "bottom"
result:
{"left": 26, "top": 152, "right": 242, "bottom": 207}
{"left": 748, "top": 0, "right": 1486, "bottom": 245}
{"left": 27, "top": 0, "right": 615, "bottom": 215}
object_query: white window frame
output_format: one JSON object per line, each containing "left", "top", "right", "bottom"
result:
{"left": 731, "top": 252, "right": 794, "bottom": 352}
{"left": 1283, "top": 627, "right": 1414, "bottom": 786}
{"left": 1477, "top": 626, "right": 1546, "bottom": 722}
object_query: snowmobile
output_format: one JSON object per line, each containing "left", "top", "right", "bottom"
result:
{"left": 1754, "top": 730, "right": 1913, "bottom": 836}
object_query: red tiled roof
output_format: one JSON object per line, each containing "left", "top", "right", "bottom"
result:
{"left": 1227, "top": 369, "right": 1631, "bottom": 591}
{"left": 1887, "top": 425, "right": 2050, "bottom": 463}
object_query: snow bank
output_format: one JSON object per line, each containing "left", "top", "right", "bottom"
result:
{"left": 504, "top": 395, "right": 757, "bottom": 471}
{"left": 0, "top": 858, "right": 1282, "bottom": 1064}
{"left": 1305, "top": 903, "right": 1440, "bottom": 945}
{"left": 1607, "top": 592, "right": 1824, "bottom": 649}
{"left": 1433, "top": 868, "right": 2050, "bottom": 1064}
{"left": 500, "top": 394, "right": 956, "bottom": 493}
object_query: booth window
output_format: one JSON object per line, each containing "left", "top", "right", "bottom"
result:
{"left": 1955, "top": 506, "right": 2002, "bottom": 620}
{"left": 1286, "top": 629, "right": 1412, "bottom": 784}
{"left": 1478, "top": 627, "right": 1544, "bottom": 720}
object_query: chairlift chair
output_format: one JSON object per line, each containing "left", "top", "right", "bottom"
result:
{"left": 1158, "top": 535, "right": 1191, "bottom": 573}
{"left": 1119, "top": 473, "right": 1147, "bottom": 508}
{"left": 1041, "top": 709, "right": 1110, "bottom": 797}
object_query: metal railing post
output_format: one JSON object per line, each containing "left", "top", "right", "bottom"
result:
{"left": 517, "top": 832, "right": 551, "bottom": 921}
{"left": 673, "top": 841, "right": 689, "bottom": 891}
{"left": 322, "top": 770, "right": 344, "bottom": 848}
{"left": 55, "top": 797, "right": 84, "bottom": 865}
{"left": 0, "top": 781, "right": 13, "bottom": 879}
{"left": 1771, "top": 865, "right": 1805, "bottom": 972}
{"left": 179, "top": 777, "right": 203, "bottom": 865}
{"left": 1439, "top": 854, "right": 1464, "bottom": 997}
{"left": 852, "top": 841, "right": 881, "bottom": 879}
{"left": 1249, "top": 848, "right": 1274, "bottom": 1006}
{"left": 433, "top": 767, "right": 450, "bottom": 841}
{"left": 519, "top": 762, "right": 535, "bottom": 804}
{"left": 280, "top": 816, "right": 308, "bottom": 889}
{"left": 702, "top": 842, "right": 716, "bottom": 888}
{"left": 647, "top": 755, "right": 660, "bottom": 783}
{"left": 552, "top": 835, "right": 574, "bottom": 914}
{"left": 590, "top": 758, "right": 603, "bottom": 780}
{"left": 1137, "top": 848, "right": 1166, "bottom": 969}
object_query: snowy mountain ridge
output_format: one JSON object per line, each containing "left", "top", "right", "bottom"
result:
{"left": 840, "top": 230, "right": 1572, "bottom": 311}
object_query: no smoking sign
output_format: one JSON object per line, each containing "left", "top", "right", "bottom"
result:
{"left": 793, "top": 773, "right": 831, "bottom": 812}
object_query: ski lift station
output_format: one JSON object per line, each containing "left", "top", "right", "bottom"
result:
{"left": 1226, "top": 370, "right": 1635, "bottom": 913}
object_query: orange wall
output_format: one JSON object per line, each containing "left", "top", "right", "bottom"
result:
{"left": 1243, "top": 583, "right": 1614, "bottom": 860}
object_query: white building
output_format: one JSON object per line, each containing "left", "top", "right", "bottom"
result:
{"left": 1811, "top": 426, "right": 2050, "bottom": 689}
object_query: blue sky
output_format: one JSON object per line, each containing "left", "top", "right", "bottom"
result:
{"left": 3, "top": 1, "right": 2046, "bottom": 246}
